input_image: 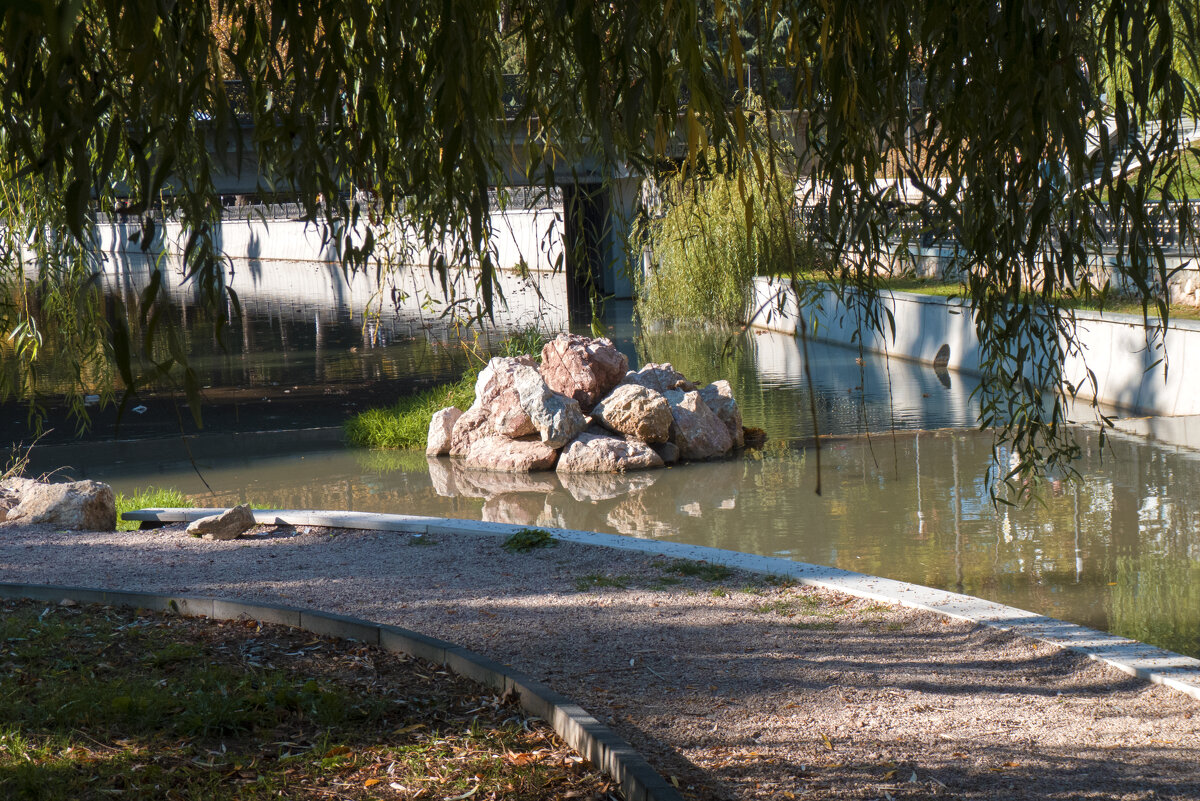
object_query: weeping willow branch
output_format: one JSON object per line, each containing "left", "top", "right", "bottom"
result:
{"left": 0, "top": 0, "right": 1197, "bottom": 478}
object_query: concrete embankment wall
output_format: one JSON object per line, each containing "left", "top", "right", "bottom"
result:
{"left": 93, "top": 207, "right": 563, "bottom": 273}
{"left": 748, "top": 276, "right": 1200, "bottom": 417}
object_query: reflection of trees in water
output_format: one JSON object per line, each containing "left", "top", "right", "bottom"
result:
{"left": 1110, "top": 555, "right": 1200, "bottom": 658}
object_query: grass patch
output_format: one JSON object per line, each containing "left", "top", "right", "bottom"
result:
{"left": 344, "top": 368, "right": 479, "bottom": 449}
{"left": 343, "top": 326, "right": 551, "bottom": 451}
{"left": 574, "top": 573, "right": 629, "bottom": 592}
{"left": 0, "top": 599, "right": 619, "bottom": 800}
{"left": 648, "top": 576, "right": 683, "bottom": 591}
{"left": 502, "top": 528, "right": 556, "bottom": 553}
{"left": 753, "top": 596, "right": 823, "bottom": 617}
{"left": 709, "top": 587, "right": 728, "bottom": 598}
{"left": 114, "top": 486, "right": 193, "bottom": 531}
{"left": 662, "top": 560, "right": 732, "bottom": 582}
{"left": 790, "top": 621, "right": 839, "bottom": 631}
{"left": 879, "top": 276, "right": 1200, "bottom": 322}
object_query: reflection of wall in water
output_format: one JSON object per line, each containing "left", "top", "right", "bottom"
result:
{"left": 749, "top": 329, "right": 981, "bottom": 434}
{"left": 90, "top": 254, "right": 569, "bottom": 390}
{"left": 99, "top": 253, "right": 567, "bottom": 335}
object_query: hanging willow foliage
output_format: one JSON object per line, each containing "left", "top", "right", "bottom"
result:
{"left": 0, "top": 0, "right": 1197, "bottom": 480}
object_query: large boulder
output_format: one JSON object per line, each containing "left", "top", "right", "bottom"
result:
{"left": 478, "top": 357, "right": 587, "bottom": 448}
{"left": 699, "top": 380, "right": 745, "bottom": 449}
{"left": 557, "top": 430, "right": 665, "bottom": 473}
{"left": 449, "top": 403, "right": 492, "bottom": 457}
{"left": 539, "top": 334, "right": 628, "bottom": 412}
{"left": 464, "top": 435, "right": 558, "bottom": 472}
{"left": 477, "top": 356, "right": 539, "bottom": 439}
{"left": 664, "top": 390, "right": 732, "bottom": 460}
{"left": 186, "top": 504, "right": 256, "bottom": 541}
{"left": 620, "top": 363, "right": 696, "bottom": 394}
{"left": 0, "top": 477, "right": 38, "bottom": 521}
{"left": 426, "top": 407, "right": 463, "bottom": 456}
{"left": 591, "top": 384, "right": 673, "bottom": 443}
{"left": 4, "top": 479, "right": 116, "bottom": 530}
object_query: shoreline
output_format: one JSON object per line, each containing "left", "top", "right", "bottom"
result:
{"left": 0, "top": 517, "right": 1196, "bottom": 799}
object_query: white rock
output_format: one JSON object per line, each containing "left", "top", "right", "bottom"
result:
{"left": 664, "top": 390, "right": 732, "bottom": 460}
{"left": 4, "top": 478, "right": 116, "bottom": 530}
{"left": 463, "top": 436, "right": 559, "bottom": 472}
{"left": 426, "top": 407, "right": 464, "bottom": 456}
{"left": 557, "top": 430, "right": 665, "bottom": 473}
{"left": 699, "top": 380, "right": 745, "bottom": 448}
{"left": 186, "top": 504, "right": 256, "bottom": 541}
{"left": 592, "top": 383, "right": 673, "bottom": 443}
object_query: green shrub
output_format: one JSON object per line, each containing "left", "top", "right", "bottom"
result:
{"left": 115, "top": 487, "right": 193, "bottom": 531}
{"left": 496, "top": 325, "right": 549, "bottom": 359}
{"left": 634, "top": 171, "right": 805, "bottom": 325}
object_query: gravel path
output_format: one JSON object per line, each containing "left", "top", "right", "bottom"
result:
{"left": 1, "top": 520, "right": 1197, "bottom": 800}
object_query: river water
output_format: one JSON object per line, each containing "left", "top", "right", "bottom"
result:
{"left": 17, "top": 257, "right": 1200, "bottom": 659}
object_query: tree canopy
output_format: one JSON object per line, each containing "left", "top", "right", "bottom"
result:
{"left": 1, "top": 0, "right": 1198, "bottom": 481}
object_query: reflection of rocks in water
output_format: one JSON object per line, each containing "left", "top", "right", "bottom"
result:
{"left": 537, "top": 490, "right": 616, "bottom": 533}
{"left": 558, "top": 470, "right": 659, "bottom": 502}
{"left": 454, "top": 465, "right": 560, "bottom": 497}
{"left": 426, "top": 457, "right": 458, "bottom": 497}
{"left": 606, "top": 492, "right": 679, "bottom": 538}
{"left": 481, "top": 493, "right": 546, "bottom": 525}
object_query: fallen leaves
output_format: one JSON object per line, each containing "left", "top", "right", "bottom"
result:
{"left": 0, "top": 598, "right": 624, "bottom": 801}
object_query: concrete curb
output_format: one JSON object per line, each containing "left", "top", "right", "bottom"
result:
{"left": 125, "top": 506, "right": 1200, "bottom": 702}
{"left": 0, "top": 581, "right": 682, "bottom": 801}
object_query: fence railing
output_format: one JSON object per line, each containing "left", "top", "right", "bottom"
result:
{"left": 92, "top": 186, "right": 562, "bottom": 227}
{"left": 798, "top": 200, "right": 1200, "bottom": 255}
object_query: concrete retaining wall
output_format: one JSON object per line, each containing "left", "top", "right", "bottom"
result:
{"left": 748, "top": 277, "right": 1200, "bottom": 417}
{"left": 95, "top": 207, "right": 564, "bottom": 273}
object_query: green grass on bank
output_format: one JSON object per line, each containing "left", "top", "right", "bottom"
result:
{"left": 114, "top": 487, "right": 193, "bottom": 531}
{"left": 0, "top": 599, "right": 616, "bottom": 800}
{"left": 880, "top": 276, "right": 1200, "bottom": 321}
{"left": 344, "top": 369, "right": 479, "bottom": 450}
{"left": 345, "top": 327, "right": 550, "bottom": 451}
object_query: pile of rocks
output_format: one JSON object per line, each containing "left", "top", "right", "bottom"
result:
{"left": 426, "top": 334, "right": 748, "bottom": 473}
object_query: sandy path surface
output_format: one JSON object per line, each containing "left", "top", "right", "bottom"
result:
{"left": 1, "top": 521, "right": 1197, "bottom": 800}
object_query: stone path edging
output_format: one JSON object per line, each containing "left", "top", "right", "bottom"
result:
{"left": 125, "top": 506, "right": 1200, "bottom": 702}
{"left": 0, "top": 581, "right": 682, "bottom": 801}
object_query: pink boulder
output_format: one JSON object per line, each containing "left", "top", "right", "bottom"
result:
{"left": 464, "top": 435, "right": 559, "bottom": 472}
{"left": 426, "top": 407, "right": 464, "bottom": 456}
{"left": 557, "top": 430, "right": 665, "bottom": 473}
{"left": 619, "top": 363, "right": 696, "bottom": 394}
{"left": 539, "top": 334, "right": 628, "bottom": 412}
{"left": 449, "top": 404, "right": 492, "bottom": 457}
{"left": 592, "top": 383, "right": 673, "bottom": 443}
{"left": 698, "top": 380, "right": 744, "bottom": 449}
{"left": 664, "top": 390, "right": 732, "bottom": 460}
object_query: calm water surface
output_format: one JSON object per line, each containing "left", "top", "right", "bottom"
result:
{"left": 23, "top": 259, "right": 1200, "bottom": 659}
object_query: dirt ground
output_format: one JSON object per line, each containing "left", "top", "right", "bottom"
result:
{"left": 0, "top": 520, "right": 1196, "bottom": 800}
